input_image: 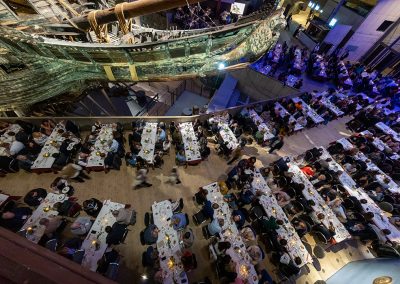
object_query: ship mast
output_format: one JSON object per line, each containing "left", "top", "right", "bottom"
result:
{"left": 69, "top": 0, "right": 206, "bottom": 31}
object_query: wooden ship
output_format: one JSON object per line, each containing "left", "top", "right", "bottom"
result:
{"left": 0, "top": 0, "right": 285, "bottom": 112}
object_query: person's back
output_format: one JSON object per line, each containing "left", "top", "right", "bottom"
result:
{"left": 106, "top": 223, "right": 127, "bottom": 245}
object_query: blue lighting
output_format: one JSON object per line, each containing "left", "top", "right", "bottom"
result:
{"left": 329, "top": 18, "right": 337, "bottom": 27}
{"left": 218, "top": 62, "right": 226, "bottom": 70}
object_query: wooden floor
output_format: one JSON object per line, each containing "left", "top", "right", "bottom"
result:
{"left": 0, "top": 116, "right": 375, "bottom": 284}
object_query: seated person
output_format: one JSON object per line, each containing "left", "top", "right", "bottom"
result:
{"left": 70, "top": 216, "right": 92, "bottom": 236}
{"left": 292, "top": 218, "right": 308, "bottom": 237}
{"left": 112, "top": 205, "right": 136, "bottom": 226}
{"left": 238, "top": 188, "right": 255, "bottom": 205}
{"left": 50, "top": 177, "right": 73, "bottom": 195}
{"left": 201, "top": 200, "right": 218, "bottom": 219}
{"left": 97, "top": 248, "right": 120, "bottom": 274}
{"left": 82, "top": 198, "right": 103, "bottom": 217}
{"left": 24, "top": 188, "right": 47, "bottom": 207}
{"left": 53, "top": 199, "right": 81, "bottom": 218}
{"left": 143, "top": 224, "right": 159, "bottom": 245}
{"left": 105, "top": 222, "right": 127, "bottom": 245}
{"left": 208, "top": 218, "right": 224, "bottom": 236}
{"left": 211, "top": 241, "right": 231, "bottom": 258}
{"left": 40, "top": 215, "right": 63, "bottom": 238}
{"left": 176, "top": 150, "right": 186, "bottom": 164}
{"left": 232, "top": 209, "right": 246, "bottom": 229}
{"left": 171, "top": 213, "right": 187, "bottom": 230}
{"left": 0, "top": 207, "right": 32, "bottom": 232}
{"left": 181, "top": 228, "right": 195, "bottom": 248}
{"left": 181, "top": 250, "right": 197, "bottom": 272}
{"left": 142, "top": 246, "right": 159, "bottom": 268}
{"left": 194, "top": 188, "right": 208, "bottom": 205}
{"left": 247, "top": 245, "right": 263, "bottom": 264}
{"left": 241, "top": 226, "right": 257, "bottom": 245}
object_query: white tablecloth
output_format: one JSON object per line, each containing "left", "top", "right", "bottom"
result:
{"left": 286, "top": 75, "right": 298, "bottom": 87}
{"left": 361, "top": 130, "right": 399, "bottom": 160}
{"left": 86, "top": 124, "right": 114, "bottom": 168}
{"left": 21, "top": 193, "right": 67, "bottom": 243}
{"left": 376, "top": 122, "right": 400, "bottom": 142}
{"left": 287, "top": 162, "right": 351, "bottom": 242}
{"left": 31, "top": 124, "right": 70, "bottom": 170}
{"left": 203, "top": 183, "right": 258, "bottom": 284}
{"left": 320, "top": 147, "right": 400, "bottom": 242}
{"left": 81, "top": 200, "right": 124, "bottom": 271}
{"left": 152, "top": 200, "right": 188, "bottom": 284}
{"left": 250, "top": 170, "right": 312, "bottom": 267}
{"left": 274, "top": 102, "right": 304, "bottom": 131}
{"left": 179, "top": 122, "right": 201, "bottom": 162}
{"left": 218, "top": 123, "right": 239, "bottom": 150}
{"left": 320, "top": 97, "right": 344, "bottom": 116}
{"left": 249, "top": 109, "right": 275, "bottom": 141}
{"left": 292, "top": 97, "right": 325, "bottom": 124}
{"left": 138, "top": 123, "right": 158, "bottom": 163}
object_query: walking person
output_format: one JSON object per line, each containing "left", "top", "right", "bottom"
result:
{"left": 268, "top": 134, "right": 284, "bottom": 153}
{"left": 132, "top": 168, "right": 152, "bottom": 189}
{"left": 285, "top": 14, "right": 292, "bottom": 30}
{"left": 227, "top": 144, "right": 244, "bottom": 165}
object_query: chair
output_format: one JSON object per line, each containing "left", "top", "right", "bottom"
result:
{"left": 379, "top": 202, "right": 394, "bottom": 213}
{"left": 312, "top": 229, "right": 328, "bottom": 244}
{"left": 184, "top": 213, "right": 190, "bottom": 226}
{"left": 350, "top": 211, "right": 366, "bottom": 223}
{"left": 202, "top": 225, "right": 211, "bottom": 239}
{"left": 121, "top": 228, "right": 130, "bottom": 243}
{"left": 313, "top": 245, "right": 326, "bottom": 259}
{"left": 144, "top": 212, "right": 152, "bottom": 227}
{"left": 45, "top": 239, "right": 58, "bottom": 252}
{"left": 291, "top": 200, "right": 305, "bottom": 214}
{"left": 285, "top": 187, "right": 297, "bottom": 198}
{"left": 105, "top": 262, "right": 119, "bottom": 280}
{"left": 343, "top": 198, "right": 355, "bottom": 209}
{"left": 174, "top": 198, "right": 184, "bottom": 213}
{"left": 249, "top": 205, "right": 265, "bottom": 220}
{"left": 140, "top": 231, "right": 146, "bottom": 245}
{"left": 193, "top": 210, "right": 208, "bottom": 225}
{"left": 72, "top": 249, "right": 85, "bottom": 264}
{"left": 383, "top": 195, "right": 396, "bottom": 204}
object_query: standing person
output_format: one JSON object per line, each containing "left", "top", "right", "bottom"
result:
{"left": 268, "top": 135, "right": 284, "bottom": 153}
{"left": 167, "top": 167, "right": 181, "bottom": 184}
{"left": 293, "top": 24, "right": 302, "bottom": 38}
{"left": 227, "top": 145, "right": 244, "bottom": 165}
{"left": 133, "top": 168, "right": 152, "bottom": 189}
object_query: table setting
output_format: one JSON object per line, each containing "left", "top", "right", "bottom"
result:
{"left": 292, "top": 98, "right": 325, "bottom": 124}
{"left": 248, "top": 109, "right": 275, "bottom": 141}
{"left": 152, "top": 200, "right": 188, "bottom": 284}
{"left": 179, "top": 122, "right": 201, "bottom": 162}
{"left": 274, "top": 102, "right": 304, "bottom": 131}
{"left": 376, "top": 122, "right": 400, "bottom": 142}
{"left": 21, "top": 193, "right": 67, "bottom": 243}
{"left": 287, "top": 161, "right": 351, "bottom": 242}
{"left": 31, "top": 124, "right": 69, "bottom": 171}
{"left": 320, "top": 97, "right": 344, "bottom": 116}
{"left": 218, "top": 123, "right": 239, "bottom": 150}
{"left": 86, "top": 124, "right": 114, "bottom": 169}
{"left": 138, "top": 122, "right": 158, "bottom": 163}
{"left": 0, "top": 124, "right": 22, "bottom": 156}
{"left": 81, "top": 200, "right": 124, "bottom": 271}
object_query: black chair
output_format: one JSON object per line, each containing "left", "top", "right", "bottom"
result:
{"left": 291, "top": 200, "right": 305, "bottom": 214}
{"left": 121, "top": 228, "right": 130, "bottom": 244}
{"left": 174, "top": 198, "right": 184, "bottom": 213}
{"left": 144, "top": 212, "right": 152, "bottom": 227}
{"left": 105, "top": 263, "right": 119, "bottom": 280}
{"left": 45, "top": 239, "right": 58, "bottom": 252}
{"left": 312, "top": 229, "right": 328, "bottom": 244}
{"left": 343, "top": 198, "right": 355, "bottom": 209}
{"left": 193, "top": 210, "right": 208, "bottom": 225}
{"left": 184, "top": 213, "right": 190, "bottom": 226}
{"left": 383, "top": 195, "right": 396, "bottom": 204}
{"left": 285, "top": 187, "right": 297, "bottom": 198}
{"left": 249, "top": 205, "right": 265, "bottom": 220}
{"left": 72, "top": 249, "right": 85, "bottom": 264}
{"left": 140, "top": 231, "right": 146, "bottom": 245}
{"left": 350, "top": 211, "right": 366, "bottom": 223}
{"left": 202, "top": 225, "right": 211, "bottom": 239}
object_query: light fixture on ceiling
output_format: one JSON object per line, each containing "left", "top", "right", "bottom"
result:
{"left": 218, "top": 62, "right": 226, "bottom": 70}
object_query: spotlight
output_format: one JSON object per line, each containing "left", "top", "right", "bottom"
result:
{"left": 218, "top": 62, "right": 226, "bottom": 70}
{"left": 328, "top": 18, "right": 337, "bottom": 27}
{"left": 308, "top": 1, "right": 314, "bottom": 7}
{"left": 141, "top": 274, "right": 148, "bottom": 280}
{"left": 315, "top": 4, "right": 320, "bottom": 10}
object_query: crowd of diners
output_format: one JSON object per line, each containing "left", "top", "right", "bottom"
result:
{"left": 0, "top": 81, "right": 399, "bottom": 282}
{"left": 253, "top": 41, "right": 400, "bottom": 97}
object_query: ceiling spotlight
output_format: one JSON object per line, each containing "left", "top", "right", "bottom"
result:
{"left": 315, "top": 4, "right": 320, "bottom": 10}
{"left": 141, "top": 274, "right": 148, "bottom": 280}
{"left": 218, "top": 62, "right": 226, "bottom": 70}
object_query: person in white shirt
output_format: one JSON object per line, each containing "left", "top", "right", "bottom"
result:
{"left": 9, "top": 140, "right": 25, "bottom": 156}
{"left": 109, "top": 139, "right": 119, "bottom": 153}
{"left": 32, "top": 132, "right": 48, "bottom": 146}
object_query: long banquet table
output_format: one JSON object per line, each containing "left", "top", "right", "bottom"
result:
{"left": 218, "top": 123, "right": 239, "bottom": 150}
{"left": 179, "top": 122, "right": 201, "bottom": 163}
{"left": 274, "top": 102, "right": 304, "bottom": 131}
{"left": 251, "top": 170, "right": 312, "bottom": 267}
{"left": 292, "top": 97, "right": 325, "bottom": 124}
{"left": 138, "top": 122, "right": 158, "bottom": 163}
{"left": 376, "top": 122, "right": 400, "bottom": 142}
{"left": 86, "top": 124, "right": 114, "bottom": 171}
{"left": 287, "top": 160, "right": 351, "bottom": 242}
{"left": 81, "top": 200, "right": 124, "bottom": 271}
{"left": 152, "top": 200, "right": 188, "bottom": 284}
{"left": 21, "top": 193, "right": 67, "bottom": 243}
{"left": 249, "top": 109, "right": 275, "bottom": 141}
{"left": 319, "top": 147, "right": 400, "bottom": 243}
{"left": 203, "top": 182, "right": 258, "bottom": 284}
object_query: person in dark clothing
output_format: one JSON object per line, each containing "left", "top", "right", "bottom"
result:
{"left": 24, "top": 188, "right": 47, "bottom": 207}
{"left": 97, "top": 248, "right": 120, "bottom": 274}
{"left": 232, "top": 209, "right": 246, "bottom": 229}
{"left": 142, "top": 246, "right": 159, "bottom": 267}
{"left": 82, "top": 198, "right": 103, "bottom": 217}
{"left": 201, "top": 200, "right": 218, "bottom": 219}
{"left": 269, "top": 135, "right": 284, "bottom": 153}
{"left": 105, "top": 222, "right": 127, "bottom": 245}
{"left": 0, "top": 207, "right": 32, "bottom": 232}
